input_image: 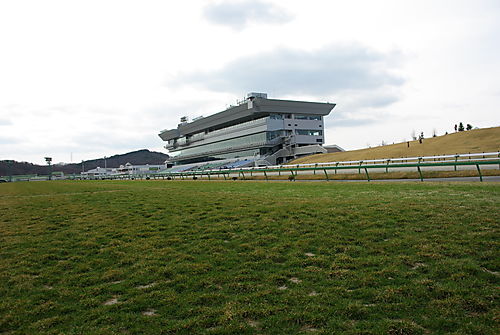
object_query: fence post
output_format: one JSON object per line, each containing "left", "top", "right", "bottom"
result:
{"left": 314, "top": 163, "right": 318, "bottom": 175}
{"left": 476, "top": 164, "right": 483, "bottom": 182}
{"left": 263, "top": 170, "right": 268, "bottom": 181}
{"left": 364, "top": 168, "right": 370, "bottom": 182}
{"left": 358, "top": 161, "right": 363, "bottom": 174}
{"left": 386, "top": 159, "right": 390, "bottom": 173}
{"left": 335, "top": 162, "right": 339, "bottom": 174}
{"left": 454, "top": 155, "right": 459, "bottom": 171}
{"left": 417, "top": 166, "right": 423, "bottom": 182}
{"left": 323, "top": 169, "right": 329, "bottom": 181}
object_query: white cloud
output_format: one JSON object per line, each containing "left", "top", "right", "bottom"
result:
{"left": 171, "top": 44, "right": 404, "bottom": 96}
{"left": 0, "top": 118, "right": 12, "bottom": 126}
{"left": 203, "top": 0, "right": 293, "bottom": 30}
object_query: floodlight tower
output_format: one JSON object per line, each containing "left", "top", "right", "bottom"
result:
{"left": 44, "top": 157, "right": 52, "bottom": 180}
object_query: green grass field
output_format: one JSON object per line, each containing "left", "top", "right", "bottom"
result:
{"left": 1, "top": 180, "right": 499, "bottom": 334}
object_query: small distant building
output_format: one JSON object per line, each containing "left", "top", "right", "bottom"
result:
{"left": 82, "top": 167, "right": 115, "bottom": 179}
{"left": 116, "top": 163, "right": 165, "bottom": 175}
{"left": 323, "top": 144, "right": 345, "bottom": 153}
{"left": 51, "top": 171, "right": 65, "bottom": 180}
{"left": 81, "top": 163, "right": 167, "bottom": 179}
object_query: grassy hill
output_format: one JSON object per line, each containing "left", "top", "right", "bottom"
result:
{"left": 294, "top": 126, "right": 500, "bottom": 164}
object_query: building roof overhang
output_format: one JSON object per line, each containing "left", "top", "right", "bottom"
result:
{"left": 158, "top": 98, "right": 335, "bottom": 141}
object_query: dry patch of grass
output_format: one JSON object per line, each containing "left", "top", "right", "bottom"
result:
{"left": 294, "top": 126, "right": 500, "bottom": 164}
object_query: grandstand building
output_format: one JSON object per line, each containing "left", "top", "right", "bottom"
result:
{"left": 159, "top": 93, "right": 335, "bottom": 166}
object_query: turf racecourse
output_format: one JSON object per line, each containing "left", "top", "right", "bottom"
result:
{"left": 0, "top": 181, "right": 498, "bottom": 334}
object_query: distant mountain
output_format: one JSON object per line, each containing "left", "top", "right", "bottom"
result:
{"left": 0, "top": 149, "right": 169, "bottom": 176}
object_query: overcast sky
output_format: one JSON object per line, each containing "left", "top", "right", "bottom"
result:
{"left": 1, "top": 0, "right": 499, "bottom": 164}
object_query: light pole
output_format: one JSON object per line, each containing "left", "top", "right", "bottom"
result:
{"left": 104, "top": 156, "right": 107, "bottom": 179}
{"left": 44, "top": 157, "right": 52, "bottom": 181}
{"left": 6, "top": 160, "right": 14, "bottom": 182}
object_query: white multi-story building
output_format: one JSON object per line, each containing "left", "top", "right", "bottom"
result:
{"left": 159, "top": 93, "right": 335, "bottom": 166}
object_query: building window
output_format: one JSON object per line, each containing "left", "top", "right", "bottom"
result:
{"left": 266, "top": 130, "right": 282, "bottom": 140}
{"left": 295, "top": 129, "right": 323, "bottom": 136}
{"left": 294, "top": 115, "right": 322, "bottom": 120}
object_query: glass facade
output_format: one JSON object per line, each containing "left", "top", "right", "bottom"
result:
{"left": 205, "top": 117, "right": 267, "bottom": 139}
{"left": 171, "top": 132, "right": 268, "bottom": 159}
{"left": 210, "top": 149, "right": 260, "bottom": 160}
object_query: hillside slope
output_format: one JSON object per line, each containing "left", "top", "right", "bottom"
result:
{"left": 0, "top": 149, "right": 169, "bottom": 176}
{"left": 293, "top": 126, "right": 500, "bottom": 164}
